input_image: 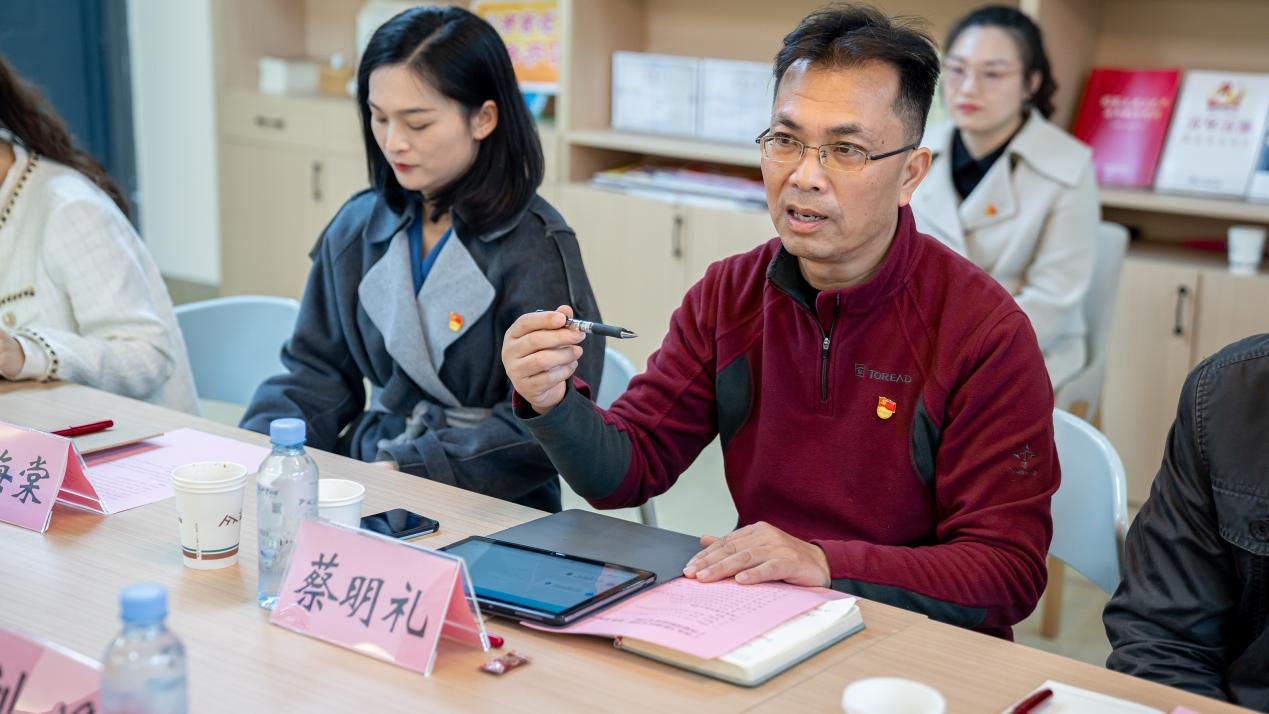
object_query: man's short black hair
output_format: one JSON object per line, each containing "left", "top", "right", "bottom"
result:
{"left": 774, "top": 4, "right": 940, "bottom": 143}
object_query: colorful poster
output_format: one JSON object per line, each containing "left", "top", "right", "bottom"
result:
{"left": 473, "top": 1, "right": 560, "bottom": 92}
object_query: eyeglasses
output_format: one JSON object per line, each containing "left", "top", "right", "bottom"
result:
{"left": 942, "top": 61, "right": 1022, "bottom": 88}
{"left": 754, "top": 129, "right": 917, "bottom": 173}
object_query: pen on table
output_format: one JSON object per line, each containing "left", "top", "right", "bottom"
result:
{"left": 1009, "top": 687, "right": 1053, "bottom": 714}
{"left": 52, "top": 419, "right": 114, "bottom": 437}
{"left": 534, "top": 310, "right": 637, "bottom": 339}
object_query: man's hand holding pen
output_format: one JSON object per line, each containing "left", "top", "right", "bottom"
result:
{"left": 502, "top": 305, "right": 587, "bottom": 415}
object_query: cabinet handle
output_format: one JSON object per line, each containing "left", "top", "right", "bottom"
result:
{"left": 310, "top": 161, "right": 323, "bottom": 202}
{"left": 671, "top": 214, "right": 683, "bottom": 259}
{"left": 1172, "top": 285, "right": 1188, "bottom": 336}
{"left": 254, "top": 115, "right": 286, "bottom": 130}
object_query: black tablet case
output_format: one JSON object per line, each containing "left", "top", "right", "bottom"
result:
{"left": 488, "top": 509, "right": 702, "bottom": 586}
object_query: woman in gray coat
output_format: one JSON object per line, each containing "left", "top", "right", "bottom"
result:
{"left": 242, "top": 7, "right": 602, "bottom": 511}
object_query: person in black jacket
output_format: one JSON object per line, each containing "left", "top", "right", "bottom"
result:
{"left": 241, "top": 7, "right": 603, "bottom": 511}
{"left": 1104, "top": 333, "right": 1269, "bottom": 710}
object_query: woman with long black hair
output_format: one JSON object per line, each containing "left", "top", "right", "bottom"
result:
{"left": 0, "top": 55, "right": 196, "bottom": 411}
{"left": 242, "top": 6, "right": 603, "bottom": 511}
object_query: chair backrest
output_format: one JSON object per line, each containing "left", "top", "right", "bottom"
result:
{"left": 174, "top": 296, "right": 300, "bottom": 405}
{"left": 1050, "top": 408, "right": 1130, "bottom": 594}
{"left": 596, "top": 347, "right": 637, "bottom": 409}
{"left": 1082, "top": 221, "right": 1130, "bottom": 381}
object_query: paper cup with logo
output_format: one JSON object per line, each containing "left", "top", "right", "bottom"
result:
{"left": 172, "top": 461, "right": 248, "bottom": 569}
{"left": 318, "top": 478, "right": 366, "bottom": 528}
{"left": 842, "top": 677, "right": 945, "bottom": 714}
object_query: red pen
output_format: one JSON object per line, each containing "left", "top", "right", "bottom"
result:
{"left": 1010, "top": 687, "right": 1054, "bottom": 714}
{"left": 52, "top": 420, "right": 114, "bottom": 437}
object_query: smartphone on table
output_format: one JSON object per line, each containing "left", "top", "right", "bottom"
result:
{"left": 359, "top": 508, "right": 439, "bottom": 539}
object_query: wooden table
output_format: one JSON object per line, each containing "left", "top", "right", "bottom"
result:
{"left": 744, "top": 606, "right": 1255, "bottom": 713}
{"left": 0, "top": 382, "right": 924, "bottom": 713}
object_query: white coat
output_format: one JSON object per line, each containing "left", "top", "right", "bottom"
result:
{"left": 0, "top": 134, "right": 198, "bottom": 412}
{"left": 910, "top": 110, "right": 1100, "bottom": 389}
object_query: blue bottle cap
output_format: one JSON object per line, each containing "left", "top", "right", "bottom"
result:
{"left": 269, "top": 418, "right": 307, "bottom": 447}
{"left": 121, "top": 582, "right": 168, "bottom": 624}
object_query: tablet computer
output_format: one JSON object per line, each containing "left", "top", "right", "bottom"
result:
{"left": 441, "top": 536, "right": 656, "bottom": 627}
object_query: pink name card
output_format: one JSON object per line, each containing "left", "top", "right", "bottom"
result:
{"left": 271, "top": 520, "right": 488, "bottom": 675}
{"left": 0, "top": 627, "right": 101, "bottom": 714}
{"left": 0, "top": 422, "right": 76, "bottom": 532}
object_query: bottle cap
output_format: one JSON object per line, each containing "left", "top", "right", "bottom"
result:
{"left": 269, "top": 418, "right": 307, "bottom": 447}
{"left": 121, "top": 582, "right": 168, "bottom": 624}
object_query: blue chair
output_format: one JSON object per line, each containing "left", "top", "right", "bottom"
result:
{"left": 174, "top": 296, "right": 300, "bottom": 405}
{"left": 1041, "top": 408, "right": 1130, "bottom": 636}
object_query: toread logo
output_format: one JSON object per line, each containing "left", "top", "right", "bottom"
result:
{"left": 854, "top": 363, "right": 913, "bottom": 383}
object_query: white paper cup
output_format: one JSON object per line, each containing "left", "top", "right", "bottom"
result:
{"left": 172, "top": 461, "right": 248, "bottom": 570}
{"left": 1228, "top": 225, "right": 1267, "bottom": 276}
{"left": 842, "top": 677, "right": 946, "bottom": 714}
{"left": 318, "top": 478, "right": 365, "bottom": 528}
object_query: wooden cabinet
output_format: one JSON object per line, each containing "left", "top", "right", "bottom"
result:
{"left": 1104, "top": 254, "right": 1269, "bottom": 505}
{"left": 1193, "top": 273, "right": 1269, "bottom": 364}
{"left": 1102, "top": 259, "right": 1199, "bottom": 504}
{"left": 560, "top": 184, "right": 686, "bottom": 369}
{"left": 219, "top": 140, "right": 364, "bottom": 299}
{"left": 561, "top": 184, "right": 773, "bottom": 369}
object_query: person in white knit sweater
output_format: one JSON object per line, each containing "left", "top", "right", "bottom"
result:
{"left": 0, "top": 55, "right": 196, "bottom": 413}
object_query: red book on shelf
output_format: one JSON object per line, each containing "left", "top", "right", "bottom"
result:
{"left": 1073, "top": 68, "right": 1182, "bottom": 187}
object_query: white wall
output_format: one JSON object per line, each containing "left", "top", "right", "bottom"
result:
{"left": 127, "top": 0, "right": 220, "bottom": 286}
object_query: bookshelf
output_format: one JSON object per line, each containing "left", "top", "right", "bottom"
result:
{"left": 567, "top": 129, "right": 761, "bottom": 168}
{"left": 1101, "top": 189, "right": 1269, "bottom": 224}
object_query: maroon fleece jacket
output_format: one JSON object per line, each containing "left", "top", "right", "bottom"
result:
{"left": 518, "top": 205, "right": 1057, "bottom": 637}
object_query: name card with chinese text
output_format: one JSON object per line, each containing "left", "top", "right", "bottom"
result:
{"left": 0, "top": 422, "right": 85, "bottom": 532}
{"left": 0, "top": 626, "right": 101, "bottom": 714}
{"left": 270, "top": 520, "right": 488, "bottom": 675}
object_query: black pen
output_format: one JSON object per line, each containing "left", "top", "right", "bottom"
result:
{"left": 566, "top": 318, "right": 637, "bottom": 339}
{"left": 534, "top": 310, "right": 637, "bottom": 339}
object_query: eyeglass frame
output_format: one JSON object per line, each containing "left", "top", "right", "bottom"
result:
{"left": 754, "top": 129, "right": 918, "bottom": 173}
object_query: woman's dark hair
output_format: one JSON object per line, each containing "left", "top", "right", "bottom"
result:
{"left": 775, "top": 4, "right": 940, "bottom": 144}
{"left": 0, "top": 55, "right": 130, "bottom": 216}
{"left": 944, "top": 5, "right": 1057, "bottom": 120}
{"left": 357, "top": 6, "right": 543, "bottom": 232}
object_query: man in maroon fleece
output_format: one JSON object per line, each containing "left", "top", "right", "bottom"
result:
{"left": 502, "top": 5, "right": 1057, "bottom": 638}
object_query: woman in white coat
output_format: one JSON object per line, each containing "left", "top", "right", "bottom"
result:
{"left": 0, "top": 56, "right": 197, "bottom": 412}
{"left": 911, "top": 6, "right": 1098, "bottom": 389}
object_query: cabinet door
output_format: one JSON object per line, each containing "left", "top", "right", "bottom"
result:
{"left": 1193, "top": 269, "right": 1269, "bottom": 363}
{"left": 220, "top": 142, "right": 364, "bottom": 299}
{"left": 1102, "top": 259, "right": 1200, "bottom": 505}
{"left": 559, "top": 184, "right": 685, "bottom": 370}
{"left": 684, "top": 203, "right": 776, "bottom": 284}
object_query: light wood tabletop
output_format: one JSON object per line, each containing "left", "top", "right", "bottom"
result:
{"left": 743, "top": 617, "right": 1256, "bottom": 713}
{"left": 0, "top": 382, "right": 924, "bottom": 713}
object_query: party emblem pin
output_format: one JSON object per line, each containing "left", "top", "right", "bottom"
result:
{"left": 876, "top": 396, "right": 897, "bottom": 420}
{"left": 448, "top": 311, "right": 464, "bottom": 332}
{"left": 985, "top": 203, "right": 998, "bottom": 217}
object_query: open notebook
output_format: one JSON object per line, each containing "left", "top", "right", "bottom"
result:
{"left": 526, "top": 577, "right": 863, "bottom": 687}
{"left": 617, "top": 596, "right": 863, "bottom": 686}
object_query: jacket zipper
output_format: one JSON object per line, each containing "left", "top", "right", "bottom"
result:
{"left": 820, "top": 295, "right": 840, "bottom": 402}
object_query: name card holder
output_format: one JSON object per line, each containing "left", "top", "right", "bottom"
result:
{"left": 0, "top": 626, "right": 101, "bottom": 713}
{"left": 0, "top": 421, "right": 111, "bottom": 533}
{"left": 270, "top": 519, "right": 489, "bottom": 675}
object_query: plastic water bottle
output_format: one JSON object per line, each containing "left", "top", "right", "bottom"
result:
{"left": 101, "top": 583, "right": 188, "bottom": 714}
{"left": 256, "top": 417, "right": 319, "bottom": 609}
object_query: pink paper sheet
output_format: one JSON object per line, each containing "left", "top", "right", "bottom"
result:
{"left": 83, "top": 428, "right": 269, "bottom": 513}
{"left": 533, "top": 577, "right": 846, "bottom": 660}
